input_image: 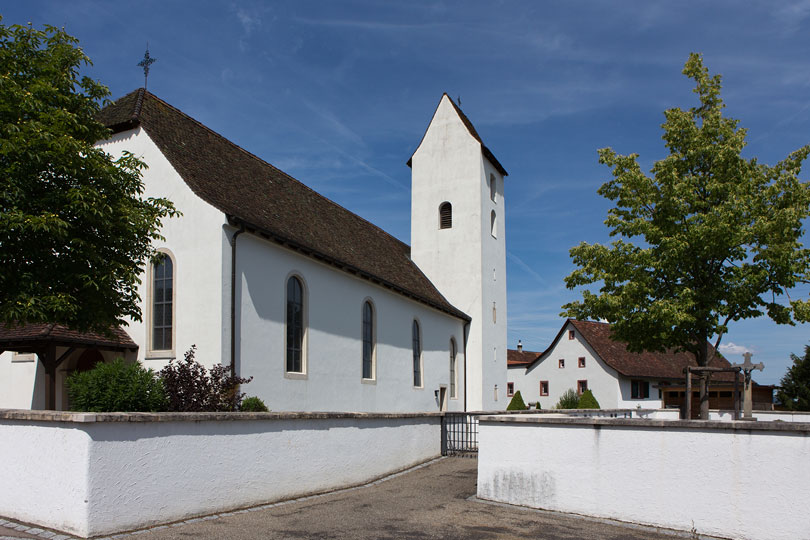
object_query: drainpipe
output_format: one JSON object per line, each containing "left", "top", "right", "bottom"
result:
{"left": 463, "top": 321, "right": 470, "bottom": 412}
{"left": 230, "top": 224, "right": 245, "bottom": 378}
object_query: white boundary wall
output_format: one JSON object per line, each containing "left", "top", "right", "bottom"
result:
{"left": 477, "top": 415, "right": 810, "bottom": 540}
{"left": 0, "top": 410, "right": 440, "bottom": 538}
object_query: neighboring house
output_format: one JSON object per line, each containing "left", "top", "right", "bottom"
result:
{"left": 507, "top": 319, "right": 771, "bottom": 413}
{"left": 0, "top": 91, "right": 507, "bottom": 412}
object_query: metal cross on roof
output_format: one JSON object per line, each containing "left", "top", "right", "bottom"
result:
{"left": 137, "top": 43, "right": 156, "bottom": 90}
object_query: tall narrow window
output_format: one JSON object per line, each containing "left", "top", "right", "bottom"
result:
{"left": 152, "top": 255, "right": 173, "bottom": 351}
{"left": 286, "top": 276, "right": 305, "bottom": 373}
{"left": 412, "top": 320, "right": 422, "bottom": 387}
{"left": 490, "top": 210, "right": 497, "bottom": 238}
{"left": 439, "top": 202, "right": 452, "bottom": 229}
{"left": 449, "top": 338, "right": 457, "bottom": 398}
{"left": 489, "top": 173, "right": 497, "bottom": 203}
{"left": 362, "top": 301, "right": 374, "bottom": 379}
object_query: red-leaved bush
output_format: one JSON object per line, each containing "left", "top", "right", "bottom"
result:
{"left": 159, "top": 345, "right": 252, "bottom": 411}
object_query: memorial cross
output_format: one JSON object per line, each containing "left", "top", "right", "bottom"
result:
{"left": 731, "top": 352, "right": 764, "bottom": 420}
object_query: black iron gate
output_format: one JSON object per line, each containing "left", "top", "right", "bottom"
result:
{"left": 441, "top": 413, "right": 479, "bottom": 456}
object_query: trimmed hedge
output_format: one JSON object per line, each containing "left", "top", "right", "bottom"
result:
{"left": 578, "top": 389, "right": 600, "bottom": 409}
{"left": 507, "top": 390, "right": 528, "bottom": 410}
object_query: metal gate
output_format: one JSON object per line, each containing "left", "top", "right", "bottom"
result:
{"left": 441, "top": 413, "right": 479, "bottom": 456}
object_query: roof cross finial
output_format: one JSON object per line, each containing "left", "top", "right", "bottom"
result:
{"left": 137, "top": 43, "right": 156, "bottom": 90}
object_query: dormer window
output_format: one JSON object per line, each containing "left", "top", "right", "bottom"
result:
{"left": 439, "top": 202, "right": 452, "bottom": 229}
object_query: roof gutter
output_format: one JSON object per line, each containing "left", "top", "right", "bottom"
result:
{"left": 230, "top": 224, "right": 246, "bottom": 378}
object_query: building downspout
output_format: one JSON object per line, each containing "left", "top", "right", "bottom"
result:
{"left": 230, "top": 225, "right": 245, "bottom": 378}
{"left": 463, "top": 321, "right": 470, "bottom": 412}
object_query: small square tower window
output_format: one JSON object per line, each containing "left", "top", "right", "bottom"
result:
{"left": 489, "top": 173, "right": 497, "bottom": 203}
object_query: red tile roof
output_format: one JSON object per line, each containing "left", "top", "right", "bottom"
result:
{"left": 0, "top": 323, "right": 137, "bottom": 350}
{"left": 406, "top": 93, "right": 508, "bottom": 177}
{"left": 528, "top": 319, "right": 735, "bottom": 381}
{"left": 507, "top": 348, "right": 540, "bottom": 366}
{"left": 97, "top": 89, "right": 469, "bottom": 322}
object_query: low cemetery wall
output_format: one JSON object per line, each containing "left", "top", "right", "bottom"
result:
{"left": 0, "top": 410, "right": 441, "bottom": 538}
{"left": 477, "top": 414, "right": 810, "bottom": 540}
{"left": 709, "top": 409, "right": 810, "bottom": 422}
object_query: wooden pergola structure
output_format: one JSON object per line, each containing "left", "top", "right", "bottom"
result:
{"left": 0, "top": 323, "right": 138, "bottom": 410}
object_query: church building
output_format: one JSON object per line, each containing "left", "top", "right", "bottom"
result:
{"left": 0, "top": 91, "right": 507, "bottom": 412}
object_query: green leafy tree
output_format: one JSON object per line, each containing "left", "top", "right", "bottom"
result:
{"left": 562, "top": 53, "right": 810, "bottom": 419}
{"left": 555, "top": 388, "right": 580, "bottom": 409}
{"left": 776, "top": 345, "right": 810, "bottom": 411}
{"left": 506, "top": 390, "right": 528, "bottom": 410}
{"left": 0, "top": 20, "right": 177, "bottom": 333}
{"left": 577, "top": 389, "right": 600, "bottom": 409}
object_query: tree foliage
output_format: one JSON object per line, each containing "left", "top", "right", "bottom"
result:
{"left": 0, "top": 20, "right": 177, "bottom": 333}
{"left": 562, "top": 53, "right": 810, "bottom": 418}
{"left": 66, "top": 358, "right": 167, "bottom": 412}
{"left": 776, "top": 345, "right": 810, "bottom": 411}
{"left": 506, "top": 390, "right": 528, "bottom": 410}
{"left": 555, "top": 388, "right": 580, "bottom": 409}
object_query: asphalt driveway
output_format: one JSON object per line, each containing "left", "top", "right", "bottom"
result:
{"left": 127, "top": 457, "right": 703, "bottom": 540}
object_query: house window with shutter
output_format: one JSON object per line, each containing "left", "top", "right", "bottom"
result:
{"left": 439, "top": 202, "right": 452, "bottom": 229}
{"left": 631, "top": 380, "right": 650, "bottom": 399}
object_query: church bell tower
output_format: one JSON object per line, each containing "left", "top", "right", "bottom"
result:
{"left": 408, "top": 94, "right": 508, "bottom": 411}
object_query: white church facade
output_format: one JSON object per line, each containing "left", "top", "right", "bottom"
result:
{"left": 0, "top": 91, "right": 507, "bottom": 412}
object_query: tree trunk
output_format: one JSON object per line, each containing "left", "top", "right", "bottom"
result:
{"left": 698, "top": 338, "right": 710, "bottom": 420}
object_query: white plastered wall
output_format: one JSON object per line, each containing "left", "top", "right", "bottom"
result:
{"left": 410, "top": 96, "right": 507, "bottom": 411}
{"left": 236, "top": 233, "right": 467, "bottom": 412}
{"left": 478, "top": 418, "right": 810, "bottom": 540}
{"left": 0, "top": 353, "right": 45, "bottom": 409}
{"left": 0, "top": 414, "right": 440, "bottom": 538}
{"left": 96, "top": 128, "right": 228, "bottom": 371}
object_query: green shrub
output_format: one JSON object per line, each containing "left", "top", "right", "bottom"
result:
{"left": 555, "top": 388, "right": 580, "bottom": 409}
{"left": 506, "top": 390, "right": 528, "bottom": 410}
{"left": 240, "top": 396, "right": 269, "bottom": 412}
{"left": 66, "top": 358, "right": 166, "bottom": 412}
{"left": 578, "top": 389, "right": 600, "bottom": 409}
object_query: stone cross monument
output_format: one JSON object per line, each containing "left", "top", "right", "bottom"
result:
{"left": 731, "top": 352, "right": 764, "bottom": 420}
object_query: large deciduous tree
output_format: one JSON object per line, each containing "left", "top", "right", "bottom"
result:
{"left": 0, "top": 21, "right": 177, "bottom": 333}
{"left": 776, "top": 346, "right": 810, "bottom": 411}
{"left": 562, "top": 53, "right": 810, "bottom": 419}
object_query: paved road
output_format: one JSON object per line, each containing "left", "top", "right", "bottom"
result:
{"left": 127, "top": 457, "right": 694, "bottom": 540}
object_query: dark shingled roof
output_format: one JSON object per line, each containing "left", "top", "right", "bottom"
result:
{"left": 529, "top": 319, "right": 735, "bottom": 381}
{"left": 0, "top": 323, "right": 137, "bottom": 350}
{"left": 507, "top": 348, "right": 540, "bottom": 367}
{"left": 97, "top": 89, "right": 469, "bottom": 322}
{"left": 407, "top": 93, "right": 508, "bottom": 177}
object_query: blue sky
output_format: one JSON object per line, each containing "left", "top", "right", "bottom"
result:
{"left": 6, "top": 1, "right": 810, "bottom": 384}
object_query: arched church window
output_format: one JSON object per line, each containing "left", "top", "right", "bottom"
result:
{"left": 490, "top": 173, "right": 497, "bottom": 203}
{"left": 362, "top": 300, "right": 375, "bottom": 380}
{"left": 286, "top": 276, "right": 305, "bottom": 373}
{"left": 151, "top": 252, "right": 174, "bottom": 352}
{"left": 412, "top": 320, "right": 423, "bottom": 387}
{"left": 439, "top": 202, "right": 452, "bottom": 229}
{"left": 491, "top": 210, "right": 497, "bottom": 238}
